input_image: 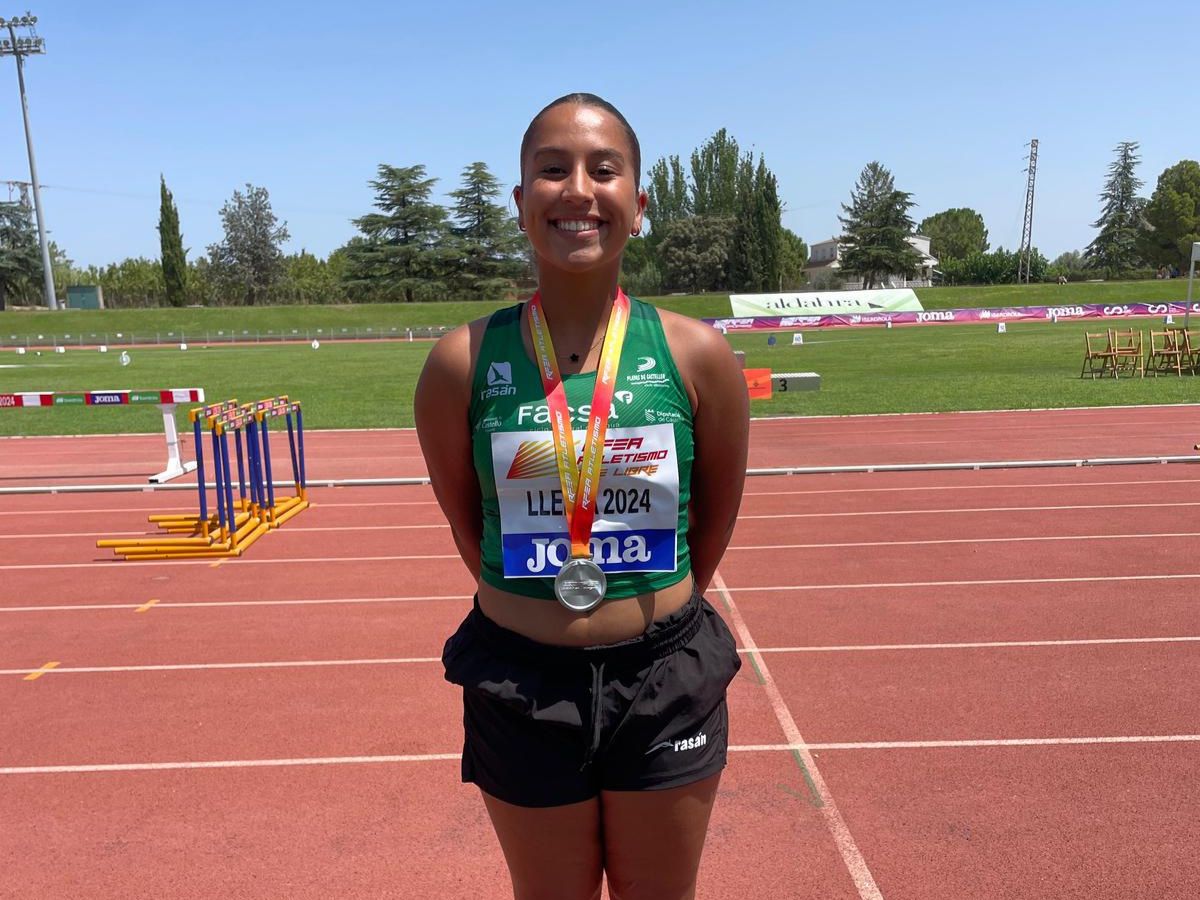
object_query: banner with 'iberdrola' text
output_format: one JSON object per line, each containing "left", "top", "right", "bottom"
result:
{"left": 729, "top": 288, "right": 925, "bottom": 318}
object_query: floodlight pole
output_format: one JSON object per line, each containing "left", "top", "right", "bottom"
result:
{"left": 1, "top": 14, "right": 56, "bottom": 310}
{"left": 1185, "top": 242, "right": 1199, "bottom": 330}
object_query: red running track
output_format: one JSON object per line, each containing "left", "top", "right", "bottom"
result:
{"left": 2, "top": 403, "right": 1199, "bottom": 486}
{"left": 2, "top": 417, "right": 1200, "bottom": 897}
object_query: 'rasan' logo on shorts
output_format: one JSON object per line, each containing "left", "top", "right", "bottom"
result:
{"left": 480, "top": 361, "right": 516, "bottom": 400}
{"left": 645, "top": 732, "right": 708, "bottom": 755}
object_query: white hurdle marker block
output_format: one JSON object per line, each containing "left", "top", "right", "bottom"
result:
{"left": 771, "top": 371, "right": 821, "bottom": 392}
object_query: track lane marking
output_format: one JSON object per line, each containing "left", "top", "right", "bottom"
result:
{"left": 0, "top": 499, "right": 439, "bottom": 517}
{"left": 0, "top": 525, "right": 448, "bottom": 540}
{"left": 712, "top": 570, "right": 883, "bottom": 900}
{"left": 0, "top": 553, "right": 461, "bottom": 571}
{"left": 7, "top": 735, "right": 1200, "bottom": 775}
{"left": 0, "top": 656, "right": 442, "bottom": 676}
{"left": 724, "top": 574, "right": 1200, "bottom": 591}
{"left": 749, "top": 636, "right": 1200, "bottom": 653}
{"left": 740, "top": 501, "right": 1200, "bottom": 520}
{"left": 7, "top": 635, "right": 1195, "bottom": 677}
{"left": 730, "top": 532, "right": 1200, "bottom": 550}
{"left": 0, "top": 594, "right": 473, "bottom": 612}
{"left": 22, "top": 661, "right": 59, "bottom": 681}
{"left": 741, "top": 476, "right": 1200, "bottom": 497}
{"left": 6, "top": 574, "right": 1200, "bottom": 612}
{"left": 6, "top": 526, "right": 1195, "bottom": 548}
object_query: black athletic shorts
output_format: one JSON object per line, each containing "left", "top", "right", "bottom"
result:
{"left": 441, "top": 592, "right": 742, "bottom": 808}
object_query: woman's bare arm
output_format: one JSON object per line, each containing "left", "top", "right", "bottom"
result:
{"left": 413, "top": 322, "right": 484, "bottom": 581}
{"left": 661, "top": 312, "right": 750, "bottom": 594}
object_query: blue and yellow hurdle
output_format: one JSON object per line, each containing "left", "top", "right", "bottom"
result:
{"left": 98, "top": 396, "right": 309, "bottom": 560}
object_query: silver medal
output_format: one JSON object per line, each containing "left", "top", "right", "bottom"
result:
{"left": 554, "top": 557, "right": 607, "bottom": 612}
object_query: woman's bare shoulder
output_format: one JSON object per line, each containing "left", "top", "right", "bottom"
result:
{"left": 654, "top": 307, "right": 736, "bottom": 370}
{"left": 419, "top": 312, "right": 496, "bottom": 388}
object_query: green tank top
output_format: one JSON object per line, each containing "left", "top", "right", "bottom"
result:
{"left": 469, "top": 296, "right": 694, "bottom": 600}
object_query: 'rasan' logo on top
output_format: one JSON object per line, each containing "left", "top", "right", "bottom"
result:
{"left": 480, "top": 361, "right": 516, "bottom": 400}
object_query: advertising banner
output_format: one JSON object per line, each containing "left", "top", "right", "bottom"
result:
{"left": 707, "top": 301, "right": 1200, "bottom": 332}
{"left": 730, "top": 288, "right": 924, "bottom": 318}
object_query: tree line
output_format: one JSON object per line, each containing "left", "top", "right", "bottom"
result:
{"left": 832, "top": 145, "right": 1200, "bottom": 289}
{"left": 1, "top": 139, "right": 1196, "bottom": 309}
{"left": 0, "top": 162, "right": 529, "bottom": 309}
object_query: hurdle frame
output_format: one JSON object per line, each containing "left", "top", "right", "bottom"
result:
{"left": 0, "top": 388, "right": 205, "bottom": 483}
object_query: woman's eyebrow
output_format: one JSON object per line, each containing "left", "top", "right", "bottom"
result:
{"left": 532, "top": 147, "right": 626, "bottom": 161}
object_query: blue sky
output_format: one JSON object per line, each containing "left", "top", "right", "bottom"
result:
{"left": 2, "top": 0, "right": 1195, "bottom": 268}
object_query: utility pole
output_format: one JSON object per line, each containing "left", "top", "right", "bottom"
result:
{"left": 1, "top": 13, "right": 56, "bottom": 310}
{"left": 1017, "top": 139, "right": 1038, "bottom": 285}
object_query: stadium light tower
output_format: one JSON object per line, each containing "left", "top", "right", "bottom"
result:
{"left": 0, "top": 12, "right": 56, "bottom": 310}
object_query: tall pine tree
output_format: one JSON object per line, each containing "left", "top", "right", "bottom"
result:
{"left": 445, "top": 162, "right": 525, "bottom": 300}
{"left": 1085, "top": 141, "right": 1145, "bottom": 277}
{"left": 158, "top": 175, "right": 187, "bottom": 307}
{"left": 343, "top": 164, "right": 447, "bottom": 303}
{"left": 838, "top": 162, "right": 921, "bottom": 289}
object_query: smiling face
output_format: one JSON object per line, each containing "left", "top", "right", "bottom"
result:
{"left": 515, "top": 102, "right": 647, "bottom": 278}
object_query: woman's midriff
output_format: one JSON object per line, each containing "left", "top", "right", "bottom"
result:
{"left": 476, "top": 575, "right": 695, "bottom": 647}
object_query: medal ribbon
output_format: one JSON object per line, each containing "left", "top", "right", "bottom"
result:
{"left": 527, "top": 289, "right": 631, "bottom": 560}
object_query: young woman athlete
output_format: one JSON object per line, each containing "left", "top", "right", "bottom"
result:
{"left": 414, "top": 93, "right": 750, "bottom": 900}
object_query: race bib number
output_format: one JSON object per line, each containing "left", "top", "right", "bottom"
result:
{"left": 491, "top": 424, "right": 679, "bottom": 578}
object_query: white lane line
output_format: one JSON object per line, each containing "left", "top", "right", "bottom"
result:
{"left": 725, "top": 574, "right": 1200, "bottom": 592}
{"left": 749, "top": 636, "right": 1200, "bottom": 653}
{"left": 740, "top": 501, "right": 1200, "bottom": 520}
{"left": 0, "top": 754, "right": 463, "bottom": 775}
{"left": 802, "top": 735, "right": 1200, "bottom": 750}
{"left": 16, "top": 527, "right": 1196, "bottom": 547}
{"left": 18, "top": 526, "right": 1194, "bottom": 547}
{"left": 730, "top": 735, "right": 1200, "bottom": 751}
{"left": 730, "top": 532, "right": 1200, "bottom": 550}
{"left": 8, "top": 574, "right": 1199, "bottom": 612}
{"left": 1, "top": 657, "right": 440, "bottom": 676}
{"left": 713, "top": 570, "right": 882, "bottom": 900}
{"left": 0, "top": 553, "right": 461, "bottom": 572}
{"left": 7, "top": 734, "right": 1200, "bottom": 776}
{"left": 0, "top": 532, "right": 144, "bottom": 540}
{"left": 741, "top": 477, "right": 1200, "bottom": 497}
{"left": 9, "top": 635, "right": 1194, "bottom": 677}
{"left": 0, "top": 594, "right": 473, "bottom": 613}
{"left": 0, "top": 499, "right": 438, "bottom": 517}
{"left": 0, "top": 524, "right": 448, "bottom": 540}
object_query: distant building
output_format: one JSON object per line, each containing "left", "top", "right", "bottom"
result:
{"left": 804, "top": 235, "right": 938, "bottom": 289}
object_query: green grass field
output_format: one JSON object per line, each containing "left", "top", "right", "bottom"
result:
{"left": 0, "top": 280, "right": 1191, "bottom": 347}
{"left": 2, "top": 318, "right": 1194, "bottom": 436}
